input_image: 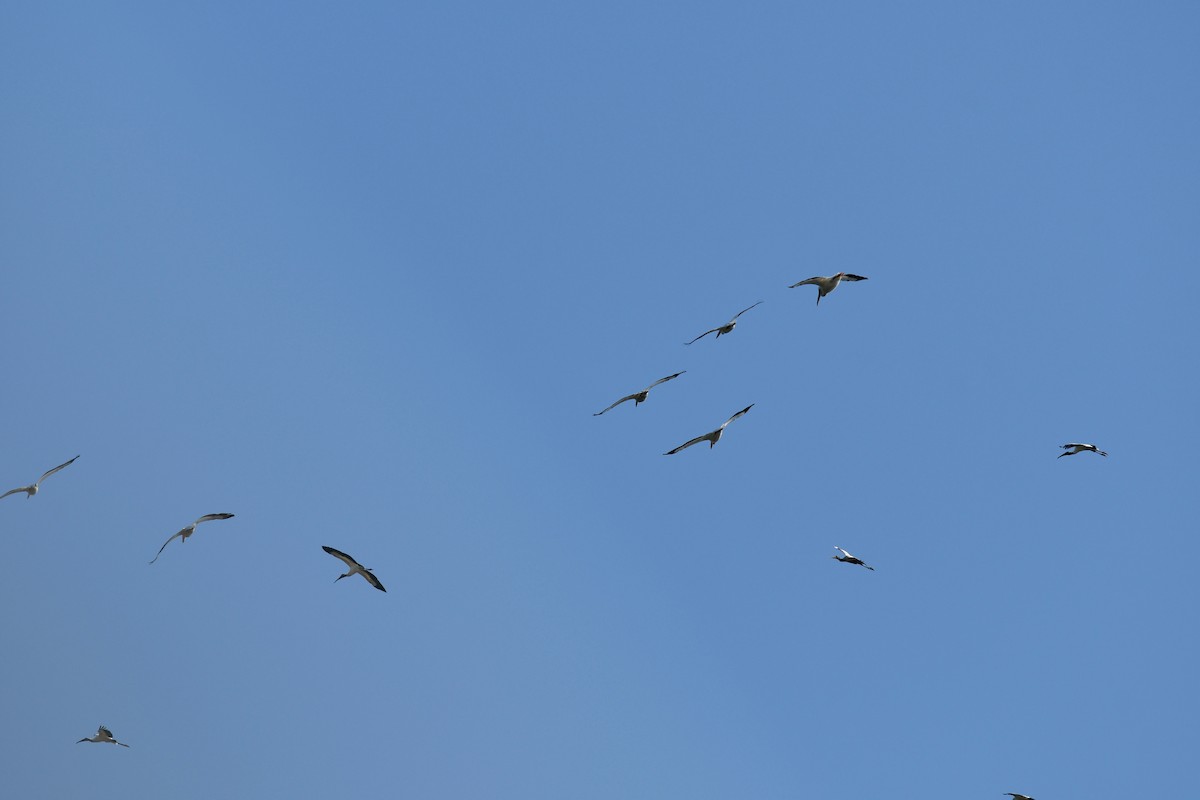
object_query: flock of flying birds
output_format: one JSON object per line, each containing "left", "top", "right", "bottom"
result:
{"left": 9, "top": 272, "right": 1103, "bottom": 794}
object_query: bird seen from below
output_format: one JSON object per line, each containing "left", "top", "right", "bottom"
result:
{"left": 149, "top": 513, "right": 236, "bottom": 564}
{"left": 1, "top": 455, "right": 80, "bottom": 500}
{"left": 788, "top": 273, "right": 868, "bottom": 306}
{"left": 1004, "top": 794, "right": 1035, "bottom": 800}
{"left": 76, "top": 726, "right": 130, "bottom": 748}
{"left": 832, "top": 546, "right": 875, "bottom": 570}
{"left": 323, "top": 545, "right": 387, "bottom": 592}
{"left": 1058, "top": 443, "right": 1107, "bottom": 458}
{"left": 684, "top": 302, "right": 763, "bottom": 345}
{"left": 593, "top": 371, "right": 686, "bottom": 416}
{"left": 664, "top": 405, "right": 754, "bottom": 455}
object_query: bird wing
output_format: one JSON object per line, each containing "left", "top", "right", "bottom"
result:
{"left": 361, "top": 570, "right": 387, "bottom": 593}
{"left": 729, "top": 301, "right": 763, "bottom": 321}
{"left": 593, "top": 393, "right": 638, "bottom": 416}
{"left": 684, "top": 328, "right": 719, "bottom": 345}
{"left": 193, "top": 513, "right": 235, "bottom": 526}
{"left": 834, "top": 546, "right": 852, "bottom": 558}
{"left": 664, "top": 433, "right": 712, "bottom": 455}
{"left": 322, "top": 545, "right": 360, "bottom": 569}
{"left": 719, "top": 404, "right": 754, "bottom": 431}
{"left": 643, "top": 371, "right": 685, "bottom": 391}
{"left": 1061, "top": 443, "right": 1089, "bottom": 449}
{"left": 0, "top": 486, "right": 30, "bottom": 500}
{"left": 35, "top": 455, "right": 79, "bottom": 486}
{"left": 788, "top": 276, "right": 824, "bottom": 288}
{"left": 841, "top": 274, "right": 868, "bottom": 281}
{"left": 149, "top": 529, "right": 187, "bottom": 564}
{"left": 98, "top": 726, "right": 114, "bottom": 738}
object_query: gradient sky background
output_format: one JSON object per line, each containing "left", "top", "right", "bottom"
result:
{"left": 2, "top": 2, "right": 1198, "bottom": 798}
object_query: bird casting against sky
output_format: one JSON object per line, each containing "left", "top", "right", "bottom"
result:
{"left": 76, "top": 726, "right": 130, "bottom": 748}
{"left": 663, "top": 404, "right": 754, "bottom": 455}
{"left": 593, "top": 371, "right": 686, "bottom": 416}
{"left": 1058, "top": 443, "right": 1107, "bottom": 458}
{"left": 323, "top": 545, "right": 387, "bottom": 592}
{"left": 1, "top": 455, "right": 79, "bottom": 500}
{"left": 832, "top": 546, "right": 875, "bottom": 571}
{"left": 788, "top": 273, "right": 868, "bottom": 306}
{"left": 684, "top": 301, "right": 763, "bottom": 345}
{"left": 149, "top": 513, "right": 236, "bottom": 564}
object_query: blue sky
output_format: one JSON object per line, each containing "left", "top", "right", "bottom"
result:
{"left": 2, "top": 2, "right": 1197, "bottom": 797}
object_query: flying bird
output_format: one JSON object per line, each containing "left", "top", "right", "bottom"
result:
{"left": 684, "top": 302, "right": 763, "bottom": 345}
{"left": 323, "top": 546, "right": 387, "bottom": 592}
{"left": 149, "top": 513, "right": 236, "bottom": 564}
{"left": 664, "top": 405, "right": 754, "bottom": 455}
{"left": 788, "top": 273, "right": 867, "bottom": 305}
{"left": 1, "top": 455, "right": 80, "bottom": 500}
{"left": 832, "top": 546, "right": 875, "bottom": 571}
{"left": 594, "top": 371, "right": 686, "bottom": 416}
{"left": 1058, "top": 443, "right": 1107, "bottom": 458}
{"left": 76, "top": 726, "right": 130, "bottom": 748}
{"left": 1004, "top": 794, "right": 1035, "bottom": 800}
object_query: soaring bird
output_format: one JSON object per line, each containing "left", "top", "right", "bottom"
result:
{"left": 149, "top": 513, "right": 236, "bottom": 564}
{"left": 1, "top": 455, "right": 80, "bottom": 500}
{"left": 832, "top": 546, "right": 875, "bottom": 570}
{"left": 788, "top": 273, "right": 867, "bottom": 306}
{"left": 664, "top": 405, "right": 754, "bottom": 455}
{"left": 594, "top": 371, "right": 686, "bottom": 416}
{"left": 76, "top": 726, "right": 130, "bottom": 748}
{"left": 1058, "top": 443, "right": 1107, "bottom": 458}
{"left": 323, "top": 546, "right": 387, "bottom": 592}
{"left": 1004, "top": 794, "right": 1035, "bottom": 800}
{"left": 684, "top": 302, "right": 763, "bottom": 345}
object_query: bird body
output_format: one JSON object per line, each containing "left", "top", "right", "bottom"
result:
{"left": 77, "top": 726, "right": 130, "bottom": 747}
{"left": 832, "top": 546, "right": 875, "bottom": 570}
{"left": 1058, "top": 443, "right": 1107, "bottom": 458}
{"left": 1, "top": 455, "right": 80, "bottom": 500}
{"left": 685, "top": 302, "right": 763, "bottom": 345}
{"left": 594, "top": 371, "right": 685, "bottom": 416}
{"left": 149, "top": 513, "right": 236, "bottom": 564}
{"left": 788, "top": 273, "right": 867, "bottom": 305}
{"left": 323, "top": 546, "right": 387, "bottom": 592}
{"left": 664, "top": 405, "right": 754, "bottom": 455}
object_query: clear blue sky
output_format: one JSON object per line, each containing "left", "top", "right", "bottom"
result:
{"left": 2, "top": 2, "right": 1197, "bottom": 797}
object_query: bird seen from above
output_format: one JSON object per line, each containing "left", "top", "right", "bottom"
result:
{"left": 832, "top": 546, "right": 875, "bottom": 570}
{"left": 1, "top": 455, "right": 80, "bottom": 500}
{"left": 323, "top": 545, "right": 387, "bottom": 592}
{"left": 1058, "top": 443, "right": 1108, "bottom": 458}
{"left": 76, "top": 726, "right": 130, "bottom": 748}
{"left": 149, "top": 513, "right": 236, "bottom": 564}
{"left": 664, "top": 404, "right": 754, "bottom": 455}
{"left": 788, "top": 273, "right": 868, "bottom": 306}
{"left": 593, "top": 371, "right": 686, "bottom": 416}
{"left": 684, "top": 301, "right": 763, "bottom": 345}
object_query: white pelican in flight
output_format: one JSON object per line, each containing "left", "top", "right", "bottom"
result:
{"left": 323, "top": 546, "right": 387, "bottom": 592}
{"left": 1058, "top": 443, "right": 1107, "bottom": 458}
{"left": 684, "top": 302, "right": 763, "bottom": 345}
{"left": 149, "top": 513, "right": 236, "bottom": 564}
{"left": 1, "top": 455, "right": 79, "bottom": 500}
{"left": 788, "top": 273, "right": 867, "bottom": 305}
{"left": 664, "top": 404, "right": 753, "bottom": 455}
{"left": 832, "top": 546, "right": 875, "bottom": 571}
{"left": 594, "top": 371, "right": 686, "bottom": 416}
{"left": 76, "top": 726, "right": 130, "bottom": 747}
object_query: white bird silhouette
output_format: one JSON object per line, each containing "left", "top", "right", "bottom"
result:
{"left": 323, "top": 546, "right": 387, "bottom": 592}
{"left": 832, "top": 546, "right": 875, "bottom": 570}
{"left": 684, "top": 302, "right": 763, "bottom": 345}
{"left": 664, "top": 405, "right": 754, "bottom": 455}
{"left": 1, "top": 455, "right": 79, "bottom": 500}
{"left": 76, "top": 726, "right": 130, "bottom": 748}
{"left": 1058, "top": 443, "right": 1107, "bottom": 458}
{"left": 149, "top": 513, "right": 236, "bottom": 564}
{"left": 594, "top": 371, "right": 686, "bottom": 416}
{"left": 788, "top": 273, "right": 868, "bottom": 306}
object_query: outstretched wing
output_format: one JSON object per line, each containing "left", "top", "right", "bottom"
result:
{"left": 729, "top": 301, "right": 763, "bottom": 321}
{"left": 684, "top": 328, "right": 719, "bottom": 345}
{"left": 149, "top": 529, "right": 186, "bottom": 564}
{"left": 593, "top": 393, "right": 638, "bottom": 416}
{"left": 1061, "top": 443, "right": 1089, "bottom": 449}
{"left": 193, "top": 512, "right": 235, "bottom": 526}
{"left": 841, "top": 274, "right": 868, "bottom": 281}
{"left": 0, "top": 486, "right": 30, "bottom": 500}
{"left": 834, "top": 546, "right": 852, "bottom": 558}
{"left": 322, "top": 545, "right": 359, "bottom": 569}
{"left": 643, "top": 371, "right": 685, "bottom": 391}
{"left": 98, "top": 726, "right": 114, "bottom": 738}
{"left": 664, "top": 433, "right": 711, "bottom": 455}
{"left": 788, "top": 276, "right": 824, "bottom": 288}
{"left": 35, "top": 455, "right": 79, "bottom": 486}
{"left": 361, "top": 570, "right": 387, "bottom": 593}
{"left": 719, "top": 404, "right": 754, "bottom": 431}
